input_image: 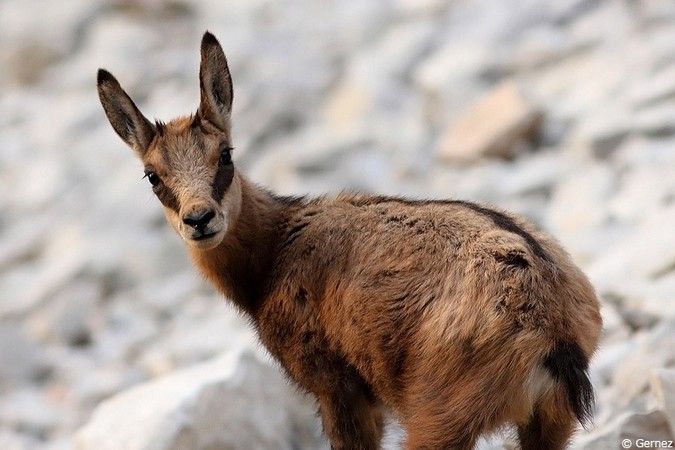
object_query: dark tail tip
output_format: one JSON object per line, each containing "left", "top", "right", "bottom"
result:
{"left": 543, "top": 341, "right": 595, "bottom": 427}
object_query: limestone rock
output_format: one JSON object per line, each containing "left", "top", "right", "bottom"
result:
{"left": 0, "top": 324, "right": 50, "bottom": 388}
{"left": 651, "top": 369, "right": 675, "bottom": 435}
{"left": 575, "top": 410, "right": 673, "bottom": 449}
{"left": 74, "top": 349, "right": 324, "bottom": 450}
{"left": 437, "top": 81, "right": 543, "bottom": 162}
{"left": 0, "top": 430, "right": 40, "bottom": 450}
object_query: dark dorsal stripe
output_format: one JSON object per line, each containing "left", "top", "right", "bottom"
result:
{"left": 452, "top": 200, "right": 550, "bottom": 262}
{"left": 211, "top": 163, "right": 235, "bottom": 202}
{"left": 272, "top": 193, "right": 307, "bottom": 207}
{"left": 350, "top": 196, "right": 551, "bottom": 263}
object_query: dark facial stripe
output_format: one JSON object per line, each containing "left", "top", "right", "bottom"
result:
{"left": 154, "top": 184, "right": 180, "bottom": 212}
{"left": 211, "top": 163, "right": 234, "bottom": 202}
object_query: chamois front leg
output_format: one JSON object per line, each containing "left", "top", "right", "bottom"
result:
{"left": 316, "top": 386, "right": 384, "bottom": 450}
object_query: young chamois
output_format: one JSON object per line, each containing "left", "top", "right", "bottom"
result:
{"left": 97, "top": 32, "right": 602, "bottom": 449}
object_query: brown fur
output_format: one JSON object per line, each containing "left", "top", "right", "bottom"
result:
{"left": 98, "top": 32, "right": 603, "bottom": 449}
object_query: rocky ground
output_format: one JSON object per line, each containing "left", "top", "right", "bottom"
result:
{"left": 0, "top": 0, "right": 674, "bottom": 448}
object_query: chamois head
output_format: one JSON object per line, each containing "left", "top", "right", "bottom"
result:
{"left": 97, "top": 32, "right": 240, "bottom": 250}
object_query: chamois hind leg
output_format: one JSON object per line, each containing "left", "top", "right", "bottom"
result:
{"left": 404, "top": 422, "right": 478, "bottom": 450}
{"left": 401, "top": 344, "right": 531, "bottom": 450}
{"left": 518, "top": 340, "right": 595, "bottom": 449}
{"left": 402, "top": 376, "right": 505, "bottom": 450}
{"left": 517, "top": 394, "right": 576, "bottom": 450}
{"left": 316, "top": 387, "right": 384, "bottom": 450}
{"left": 402, "top": 398, "right": 482, "bottom": 450}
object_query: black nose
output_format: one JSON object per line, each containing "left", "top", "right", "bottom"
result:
{"left": 183, "top": 209, "right": 215, "bottom": 230}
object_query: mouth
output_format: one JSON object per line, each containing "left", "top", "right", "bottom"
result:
{"left": 191, "top": 231, "right": 218, "bottom": 241}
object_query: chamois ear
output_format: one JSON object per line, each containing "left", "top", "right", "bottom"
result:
{"left": 198, "top": 31, "right": 233, "bottom": 131}
{"left": 97, "top": 69, "right": 156, "bottom": 154}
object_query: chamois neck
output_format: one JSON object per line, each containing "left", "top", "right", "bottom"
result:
{"left": 188, "top": 172, "right": 288, "bottom": 316}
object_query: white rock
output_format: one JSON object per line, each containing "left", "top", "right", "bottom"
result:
{"left": 0, "top": 0, "right": 96, "bottom": 86}
{"left": 650, "top": 369, "right": 675, "bottom": 434}
{"left": 569, "top": 104, "right": 631, "bottom": 159}
{"left": 500, "top": 24, "right": 586, "bottom": 74}
{"left": 414, "top": 39, "right": 488, "bottom": 121}
{"left": 609, "top": 323, "right": 675, "bottom": 410}
{"left": 620, "top": 409, "right": 673, "bottom": 442}
{"left": 0, "top": 324, "right": 50, "bottom": 388}
{"left": 591, "top": 339, "right": 634, "bottom": 388}
{"left": 608, "top": 164, "right": 675, "bottom": 225}
{"left": 599, "top": 301, "right": 631, "bottom": 344}
{"left": 0, "top": 430, "right": 40, "bottom": 450}
{"left": 545, "top": 163, "right": 616, "bottom": 261}
{"left": 1, "top": 225, "right": 88, "bottom": 318}
{"left": 394, "top": 0, "right": 445, "bottom": 15}
{"left": 496, "top": 149, "right": 572, "bottom": 197}
{"left": 589, "top": 205, "right": 675, "bottom": 290}
{"left": 50, "top": 13, "right": 161, "bottom": 91}
{"left": 75, "top": 349, "right": 324, "bottom": 450}
{"left": 630, "top": 64, "right": 675, "bottom": 109}
{"left": 526, "top": 26, "right": 625, "bottom": 122}
{"left": 639, "top": 275, "right": 675, "bottom": 320}
{"left": 575, "top": 409, "right": 673, "bottom": 449}
{"left": 138, "top": 301, "right": 255, "bottom": 376}
{"left": 94, "top": 298, "right": 158, "bottom": 363}
{"left": 0, "top": 388, "right": 66, "bottom": 439}
{"left": 633, "top": 103, "right": 675, "bottom": 138}
{"left": 437, "top": 81, "right": 544, "bottom": 162}
{"left": 71, "top": 364, "right": 140, "bottom": 411}
{"left": 27, "top": 280, "right": 100, "bottom": 347}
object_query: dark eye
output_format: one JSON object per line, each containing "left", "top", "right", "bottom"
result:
{"left": 219, "top": 146, "right": 233, "bottom": 166}
{"left": 145, "top": 171, "right": 161, "bottom": 187}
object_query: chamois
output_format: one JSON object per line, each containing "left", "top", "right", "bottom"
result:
{"left": 97, "top": 31, "right": 602, "bottom": 449}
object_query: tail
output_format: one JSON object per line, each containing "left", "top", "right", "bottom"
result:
{"left": 543, "top": 341, "right": 594, "bottom": 427}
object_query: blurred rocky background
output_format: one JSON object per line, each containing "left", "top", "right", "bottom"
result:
{"left": 0, "top": 0, "right": 674, "bottom": 448}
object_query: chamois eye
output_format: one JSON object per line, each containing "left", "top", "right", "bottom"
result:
{"left": 145, "top": 171, "right": 161, "bottom": 187}
{"left": 219, "top": 146, "right": 233, "bottom": 166}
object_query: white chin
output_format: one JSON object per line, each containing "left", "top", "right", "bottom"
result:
{"left": 184, "top": 232, "right": 224, "bottom": 250}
